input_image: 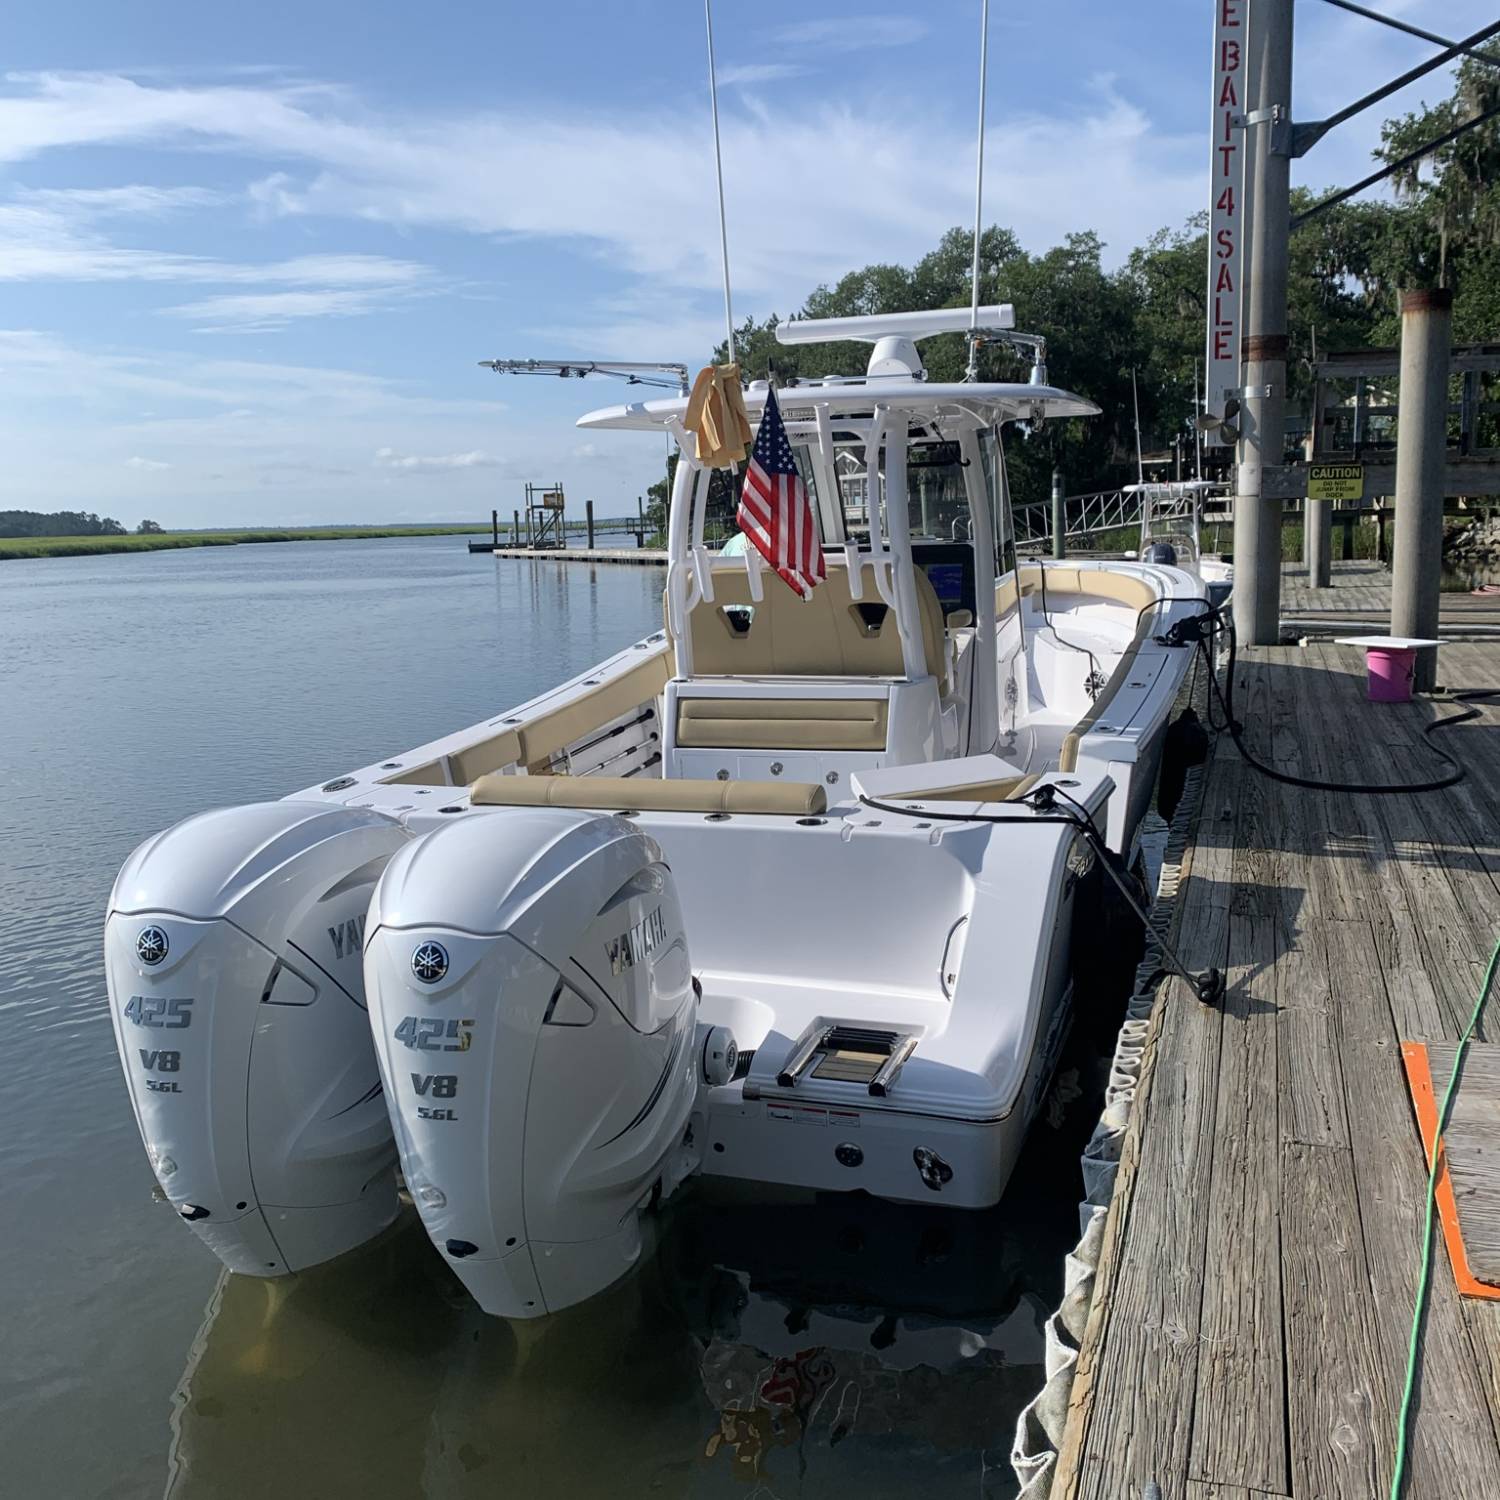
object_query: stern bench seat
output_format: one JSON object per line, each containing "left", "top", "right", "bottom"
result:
{"left": 469, "top": 772, "right": 826, "bottom": 816}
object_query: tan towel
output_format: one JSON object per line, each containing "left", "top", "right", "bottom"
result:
{"left": 682, "top": 364, "right": 753, "bottom": 468}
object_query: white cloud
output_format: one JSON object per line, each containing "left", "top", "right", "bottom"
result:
{"left": 0, "top": 198, "right": 431, "bottom": 292}
{"left": 374, "top": 446, "right": 501, "bottom": 472}
{"left": 163, "top": 286, "right": 411, "bottom": 331}
{"left": 0, "top": 328, "right": 663, "bottom": 526}
{"left": 772, "top": 17, "right": 928, "bottom": 50}
{"left": 19, "top": 183, "right": 227, "bottom": 217}
{"left": 124, "top": 454, "right": 171, "bottom": 470}
{"left": 716, "top": 63, "right": 809, "bottom": 87}
{"left": 0, "top": 68, "right": 1200, "bottom": 309}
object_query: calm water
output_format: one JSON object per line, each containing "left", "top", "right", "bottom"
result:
{"left": 0, "top": 536, "right": 1107, "bottom": 1500}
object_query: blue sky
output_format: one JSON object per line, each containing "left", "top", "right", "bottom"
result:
{"left": 1, "top": 0, "right": 1490, "bottom": 527}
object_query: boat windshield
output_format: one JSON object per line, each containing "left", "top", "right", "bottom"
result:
{"left": 834, "top": 430, "right": 1002, "bottom": 548}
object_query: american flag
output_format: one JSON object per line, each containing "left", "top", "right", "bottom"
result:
{"left": 737, "top": 386, "right": 826, "bottom": 599}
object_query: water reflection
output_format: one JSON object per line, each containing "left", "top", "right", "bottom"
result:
{"left": 161, "top": 1158, "right": 1082, "bottom": 1500}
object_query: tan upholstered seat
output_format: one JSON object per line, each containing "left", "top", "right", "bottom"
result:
{"left": 876, "top": 773, "right": 1040, "bottom": 804}
{"left": 469, "top": 772, "right": 827, "bottom": 816}
{"left": 380, "top": 760, "right": 450, "bottom": 787}
{"left": 448, "top": 728, "right": 523, "bottom": 786}
{"left": 381, "top": 647, "right": 672, "bottom": 788}
{"left": 676, "top": 696, "right": 888, "bottom": 751}
{"left": 517, "top": 650, "right": 670, "bottom": 770}
{"left": 670, "top": 564, "right": 949, "bottom": 692}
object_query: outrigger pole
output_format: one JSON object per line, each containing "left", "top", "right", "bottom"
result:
{"left": 966, "top": 0, "right": 991, "bottom": 382}
{"left": 704, "top": 0, "right": 736, "bottom": 365}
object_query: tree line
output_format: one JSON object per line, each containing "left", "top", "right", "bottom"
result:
{"left": 1, "top": 511, "right": 163, "bottom": 538}
{"left": 682, "top": 59, "right": 1500, "bottom": 514}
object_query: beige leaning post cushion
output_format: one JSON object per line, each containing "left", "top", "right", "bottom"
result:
{"left": 469, "top": 773, "right": 827, "bottom": 816}
{"left": 676, "top": 696, "right": 888, "bottom": 751}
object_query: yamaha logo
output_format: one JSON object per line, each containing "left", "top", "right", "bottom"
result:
{"left": 136, "top": 926, "right": 169, "bottom": 966}
{"left": 411, "top": 941, "right": 449, "bottom": 985}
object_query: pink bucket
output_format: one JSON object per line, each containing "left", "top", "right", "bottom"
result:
{"left": 1367, "top": 646, "right": 1416, "bottom": 703}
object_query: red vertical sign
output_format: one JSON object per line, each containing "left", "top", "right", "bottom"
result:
{"left": 1206, "top": 0, "right": 1246, "bottom": 444}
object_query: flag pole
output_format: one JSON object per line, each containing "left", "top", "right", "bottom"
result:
{"left": 704, "top": 0, "right": 736, "bottom": 365}
{"left": 966, "top": 0, "right": 991, "bottom": 381}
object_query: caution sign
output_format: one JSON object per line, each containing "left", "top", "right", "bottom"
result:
{"left": 1307, "top": 464, "right": 1364, "bottom": 502}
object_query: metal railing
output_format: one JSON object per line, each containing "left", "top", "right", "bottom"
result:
{"left": 1012, "top": 488, "right": 1138, "bottom": 549}
{"left": 1012, "top": 487, "right": 1233, "bottom": 550}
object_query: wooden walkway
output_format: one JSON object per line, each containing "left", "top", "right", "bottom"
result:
{"left": 1055, "top": 639, "right": 1500, "bottom": 1500}
{"left": 1280, "top": 561, "right": 1500, "bottom": 632}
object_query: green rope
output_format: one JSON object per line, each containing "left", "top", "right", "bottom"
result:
{"left": 1389, "top": 935, "right": 1500, "bottom": 1500}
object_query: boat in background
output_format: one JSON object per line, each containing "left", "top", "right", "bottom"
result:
{"left": 1127, "top": 479, "right": 1234, "bottom": 607}
{"left": 104, "top": 306, "right": 1210, "bottom": 1321}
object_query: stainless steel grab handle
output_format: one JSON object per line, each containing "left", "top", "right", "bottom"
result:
{"left": 867, "top": 1036, "right": 918, "bottom": 1097}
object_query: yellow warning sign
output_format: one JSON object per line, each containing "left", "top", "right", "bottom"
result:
{"left": 1307, "top": 464, "right": 1364, "bottom": 502}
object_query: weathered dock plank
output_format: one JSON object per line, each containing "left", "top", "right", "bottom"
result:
{"left": 1424, "top": 1043, "right": 1500, "bottom": 1286}
{"left": 1059, "top": 641, "right": 1500, "bottom": 1500}
{"left": 1281, "top": 1139, "right": 1391, "bottom": 1499}
{"left": 1189, "top": 912, "right": 1287, "bottom": 1495}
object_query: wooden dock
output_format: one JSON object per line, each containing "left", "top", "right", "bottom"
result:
{"left": 1280, "top": 560, "right": 1500, "bottom": 633}
{"left": 1054, "top": 639, "right": 1500, "bottom": 1500}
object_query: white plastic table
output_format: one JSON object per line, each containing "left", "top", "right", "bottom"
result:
{"left": 1333, "top": 635, "right": 1443, "bottom": 703}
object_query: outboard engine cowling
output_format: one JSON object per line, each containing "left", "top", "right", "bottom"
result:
{"left": 364, "top": 808, "right": 702, "bottom": 1319}
{"left": 104, "top": 801, "right": 410, "bottom": 1276}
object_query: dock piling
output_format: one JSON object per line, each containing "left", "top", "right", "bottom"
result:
{"left": 1390, "top": 287, "right": 1453, "bottom": 691}
{"left": 1051, "top": 470, "right": 1066, "bottom": 560}
{"left": 1305, "top": 495, "right": 1331, "bottom": 587}
{"left": 586, "top": 500, "right": 596, "bottom": 549}
{"left": 1232, "top": 0, "right": 1294, "bottom": 646}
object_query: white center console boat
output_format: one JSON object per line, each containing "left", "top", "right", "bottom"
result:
{"left": 105, "top": 307, "right": 1208, "bottom": 1318}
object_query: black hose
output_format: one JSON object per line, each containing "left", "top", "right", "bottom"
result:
{"left": 1207, "top": 607, "right": 1500, "bottom": 794}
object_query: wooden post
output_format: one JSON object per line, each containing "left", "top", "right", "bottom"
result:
{"left": 491, "top": 508, "right": 498, "bottom": 547}
{"left": 1391, "top": 287, "right": 1454, "bottom": 692}
{"left": 1051, "top": 470, "right": 1066, "bottom": 560}
{"left": 586, "top": 499, "right": 595, "bottom": 549}
{"left": 637, "top": 494, "right": 645, "bottom": 548}
{"left": 513, "top": 509, "right": 521, "bottom": 547}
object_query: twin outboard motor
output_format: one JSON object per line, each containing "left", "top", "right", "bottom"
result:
{"left": 104, "top": 802, "right": 410, "bottom": 1276}
{"left": 364, "top": 809, "right": 710, "bottom": 1319}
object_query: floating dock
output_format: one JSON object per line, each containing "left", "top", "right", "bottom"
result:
{"left": 1044, "top": 636, "right": 1500, "bottom": 1500}
{"left": 485, "top": 546, "right": 667, "bottom": 565}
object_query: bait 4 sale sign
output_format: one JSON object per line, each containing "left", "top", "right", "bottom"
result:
{"left": 1206, "top": 0, "right": 1247, "bottom": 445}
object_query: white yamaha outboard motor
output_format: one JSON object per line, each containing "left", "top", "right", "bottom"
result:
{"left": 365, "top": 809, "right": 728, "bottom": 1319}
{"left": 104, "top": 802, "right": 411, "bottom": 1276}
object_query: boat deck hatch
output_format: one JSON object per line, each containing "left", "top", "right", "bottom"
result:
{"left": 778, "top": 1023, "right": 918, "bottom": 1097}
